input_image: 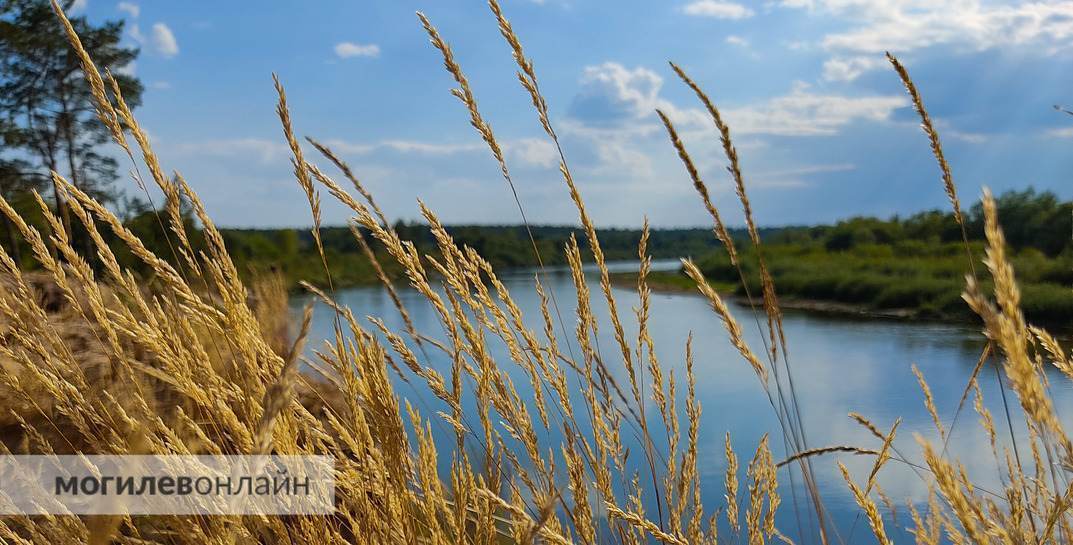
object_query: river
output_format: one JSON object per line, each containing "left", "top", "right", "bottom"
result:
{"left": 291, "top": 259, "right": 1073, "bottom": 543}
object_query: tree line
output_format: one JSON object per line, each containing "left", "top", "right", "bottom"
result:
{"left": 0, "top": 0, "right": 144, "bottom": 265}
{"left": 0, "top": 1, "right": 1068, "bottom": 300}
{"left": 689, "top": 189, "right": 1072, "bottom": 323}
{"left": 212, "top": 187, "right": 1070, "bottom": 290}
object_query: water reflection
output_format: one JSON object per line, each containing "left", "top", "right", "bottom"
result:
{"left": 292, "top": 260, "right": 1071, "bottom": 543}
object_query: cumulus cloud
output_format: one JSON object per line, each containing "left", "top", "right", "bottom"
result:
{"left": 334, "top": 42, "right": 380, "bottom": 59}
{"left": 69, "top": 0, "right": 87, "bottom": 14}
{"left": 726, "top": 35, "right": 749, "bottom": 47}
{"left": 557, "top": 62, "right": 910, "bottom": 198}
{"left": 568, "top": 63, "right": 665, "bottom": 126}
{"left": 117, "top": 1, "right": 139, "bottom": 17}
{"left": 825, "top": 1, "right": 1073, "bottom": 54}
{"left": 785, "top": 0, "right": 1073, "bottom": 79}
{"left": 723, "top": 81, "right": 907, "bottom": 136}
{"left": 151, "top": 23, "right": 179, "bottom": 57}
{"left": 822, "top": 55, "right": 886, "bottom": 81}
{"left": 568, "top": 63, "right": 904, "bottom": 138}
{"left": 681, "top": 0, "right": 754, "bottom": 19}
{"left": 506, "top": 138, "right": 559, "bottom": 168}
{"left": 592, "top": 140, "right": 654, "bottom": 176}
{"left": 131, "top": 23, "right": 179, "bottom": 58}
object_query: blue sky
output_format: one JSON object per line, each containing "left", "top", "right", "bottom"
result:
{"left": 72, "top": 0, "right": 1073, "bottom": 228}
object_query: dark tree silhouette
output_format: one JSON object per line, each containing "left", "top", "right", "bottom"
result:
{"left": 0, "top": 0, "right": 141, "bottom": 244}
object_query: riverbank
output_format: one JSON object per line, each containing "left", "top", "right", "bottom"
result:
{"left": 609, "top": 271, "right": 919, "bottom": 320}
{"left": 610, "top": 269, "right": 1070, "bottom": 325}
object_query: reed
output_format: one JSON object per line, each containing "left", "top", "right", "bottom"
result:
{"left": 0, "top": 2, "right": 1068, "bottom": 545}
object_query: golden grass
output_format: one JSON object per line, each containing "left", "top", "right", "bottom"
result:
{"left": 0, "top": 2, "right": 1068, "bottom": 544}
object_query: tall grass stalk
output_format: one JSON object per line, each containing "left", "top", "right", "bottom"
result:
{"left": 0, "top": 2, "right": 1069, "bottom": 545}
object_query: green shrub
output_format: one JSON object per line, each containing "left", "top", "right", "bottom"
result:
{"left": 1020, "top": 283, "right": 1073, "bottom": 324}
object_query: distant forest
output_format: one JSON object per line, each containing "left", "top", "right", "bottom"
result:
{"left": 212, "top": 188, "right": 1071, "bottom": 289}
{"left": 680, "top": 189, "right": 1072, "bottom": 322}
{"left": 1, "top": 187, "right": 1068, "bottom": 297}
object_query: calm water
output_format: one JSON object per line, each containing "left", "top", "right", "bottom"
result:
{"left": 291, "top": 259, "right": 1073, "bottom": 544}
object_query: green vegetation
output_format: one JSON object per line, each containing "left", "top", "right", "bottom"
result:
{"left": 217, "top": 224, "right": 728, "bottom": 289}
{"left": 657, "top": 188, "right": 1073, "bottom": 323}
{"left": 215, "top": 223, "right": 828, "bottom": 290}
{"left": 0, "top": 0, "right": 142, "bottom": 262}
{"left": 2, "top": 182, "right": 1067, "bottom": 326}
{"left": 5, "top": 4, "right": 1072, "bottom": 544}
{"left": 215, "top": 187, "right": 1072, "bottom": 323}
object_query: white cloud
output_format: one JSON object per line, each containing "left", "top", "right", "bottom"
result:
{"left": 784, "top": 0, "right": 1073, "bottom": 78}
{"left": 327, "top": 137, "right": 561, "bottom": 168}
{"left": 151, "top": 23, "right": 179, "bottom": 57}
{"left": 1045, "top": 126, "right": 1073, "bottom": 138}
{"left": 116, "top": 61, "right": 136, "bottom": 77}
{"left": 571, "top": 63, "right": 665, "bottom": 124}
{"left": 316, "top": 138, "right": 483, "bottom": 156}
{"left": 726, "top": 35, "right": 749, "bottom": 47}
{"left": 581, "top": 63, "right": 662, "bottom": 114}
{"left": 322, "top": 137, "right": 559, "bottom": 168}
{"left": 380, "top": 140, "right": 480, "bottom": 154}
{"left": 131, "top": 23, "right": 179, "bottom": 57}
{"left": 570, "top": 62, "right": 720, "bottom": 131}
{"left": 506, "top": 138, "right": 559, "bottom": 168}
{"left": 681, "top": 0, "right": 754, "bottom": 19}
{"left": 334, "top": 42, "right": 380, "bottom": 59}
{"left": 785, "top": 0, "right": 1073, "bottom": 56}
{"left": 179, "top": 138, "right": 497, "bottom": 165}
{"left": 723, "top": 81, "right": 908, "bottom": 136}
{"left": 751, "top": 162, "right": 855, "bottom": 187}
{"left": 320, "top": 140, "right": 376, "bottom": 155}
{"left": 946, "top": 130, "right": 987, "bottom": 143}
{"left": 822, "top": 55, "right": 886, "bottom": 81}
{"left": 176, "top": 138, "right": 288, "bottom": 164}
{"left": 69, "top": 0, "right": 87, "bottom": 14}
{"left": 934, "top": 119, "right": 988, "bottom": 143}
{"left": 559, "top": 120, "right": 657, "bottom": 177}
{"left": 595, "top": 140, "right": 654, "bottom": 176}
{"left": 570, "top": 63, "right": 904, "bottom": 138}
{"left": 117, "top": 1, "right": 139, "bottom": 18}
{"left": 542, "top": 62, "right": 909, "bottom": 198}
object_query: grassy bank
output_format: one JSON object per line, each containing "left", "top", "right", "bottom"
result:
{"left": 614, "top": 241, "right": 1073, "bottom": 323}
{"left": 609, "top": 189, "right": 1073, "bottom": 324}
{"left": 4, "top": 4, "right": 1072, "bottom": 545}
{"left": 217, "top": 224, "right": 727, "bottom": 290}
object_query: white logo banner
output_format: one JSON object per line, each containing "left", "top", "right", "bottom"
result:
{"left": 0, "top": 455, "right": 335, "bottom": 515}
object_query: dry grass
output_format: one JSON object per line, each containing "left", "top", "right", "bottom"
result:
{"left": 0, "top": 1, "right": 1069, "bottom": 544}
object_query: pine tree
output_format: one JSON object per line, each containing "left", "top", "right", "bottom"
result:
{"left": 0, "top": 0, "right": 142, "bottom": 244}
